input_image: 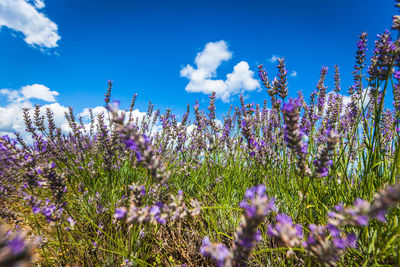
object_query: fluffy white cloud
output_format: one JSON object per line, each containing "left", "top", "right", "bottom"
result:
{"left": 21, "top": 84, "right": 59, "bottom": 102}
{"left": 193, "top": 40, "right": 232, "bottom": 75}
{"left": 0, "top": 101, "right": 30, "bottom": 133}
{"left": 0, "top": 0, "right": 60, "bottom": 49}
{"left": 181, "top": 40, "right": 259, "bottom": 103}
{"left": 0, "top": 84, "right": 64, "bottom": 140}
{"left": 290, "top": 71, "right": 298, "bottom": 77}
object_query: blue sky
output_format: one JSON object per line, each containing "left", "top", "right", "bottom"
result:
{"left": 0, "top": 0, "right": 397, "bottom": 137}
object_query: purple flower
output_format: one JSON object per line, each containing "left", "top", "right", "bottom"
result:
{"left": 282, "top": 98, "right": 299, "bottom": 114}
{"left": 276, "top": 213, "right": 292, "bottom": 224}
{"left": 313, "top": 128, "right": 339, "bottom": 177}
{"left": 333, "top": 234, "right": 357, "bottom": 249}
{"left": 282, "top": 98, "right": 311, "bottom": 175}
{"left": 394, "top": 70, "right": 400, "bottom": 80}
{"left": 200, "top": 237, "right": 232, "bottom": 267}
{"left": 149, "top": 205, "right": 160, "bottom": 217}
{"left": 375, "top": 210, "right": 386, "bottom": 222}
{"left": 200, "top": 236, "right": 211, "bottom": 256}
{"left": 114, "top": 207, "right": 127, "bottom": 220}
{"left": 8, "top": 236, "right": 25, "bottom": 255}
{"left": 32, "top": 206, "right": 41, "bottom": 215}
{"left": 355, "top": 215, "right": 369, "bottom": 226}
{"left": 268, "top": 213, "right": 303, "bottom": 248}
{"left": 326, "top": 224, "right": 340, "bottom": 237}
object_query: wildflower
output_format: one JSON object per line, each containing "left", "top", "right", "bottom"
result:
{"left": 200, "top": 237, "right": 232, "bottom": 267}
{"left": 258, "top": 64, "right": 271, "bottom": 90}
{"left": 8, "top": 236, "right": 26, "bottom": 255}
{"left": 282, "top": 98, "right": 311, "bottom": 175}
{"left": 114, "top": 207, "right": 127, "bottom": 220}
{"left": 316, "top": 66, "right": 328, "bottom": 116}
{"left": 0, "top": 226, "right": 39, "bottom": 266}
{"left": 303, "top": 224, "right": 356, "bottom": 266}
{"left": 201, "top": 185, "right": 275, "bottom": 266}
{"left": 313, "top": 128, "right": 340, "bottom": 177}
{"left": 267, "top": 213, "right": 303, "bottom": 248}
{"left": 328, "top": 183, "right": 400, "bottom": 227}
{"left": 369, "top": 183, "right": 400, "bottom": 222}
{"left": 276, "top": 58, "right": 288, "bottom": 100}
{"left": 333, "top": 65, "right": 341, "bottom": 93}
{"left": 104, "top": 80, "right": 112, "bottom": 104}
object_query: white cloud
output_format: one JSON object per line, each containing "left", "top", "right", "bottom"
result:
{"left": 268, "top": 54, "right": 279, "bottom": 63}
{"left": 181, "top": 40, "right": 259, "bottom": 103}
{"left": 0, "top": 84, "right": 64, "bottom": 140}
{"left": 0, "top": 0, "right": 60, "bottom": 49}
{"left": 290, "top": 71, "right": 298, "bottom": 77}
{"left": 193, "top": 40, "right": 232, "bottom": 74}
{"left": 21, "top": 84, "right": 59, "bottom": 102}
{"left": 0, "top": 89, "right": 21, "bottom": 102}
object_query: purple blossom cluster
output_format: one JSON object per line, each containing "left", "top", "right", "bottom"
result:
{"left": 267, "top": 213, "right": 303, "bottom": 249}
{"left": 303, "top": 224, "right": 356, "bottom": 266}
{"left": 313, "top": 128, "right": 340, "bottom": 177}
{"left": 115, "top": 187, "right": 201, "bottom": 225}
{"left": 282, "top": 98, "right": 311, "bottom": 175}
{"left": 200, "top": 182, "right": 400, "bottom": 267}
{"left": 0, "top": 225, "right": 40, "bottom": 266}
{"left": 328, "top": 183, "right": 400, "bottom": 227}
{"left": 267, "top": 182, "right": 400, "bottom": 266}
{"left": 201, "top": 185, "right": 275, "bottom": 266}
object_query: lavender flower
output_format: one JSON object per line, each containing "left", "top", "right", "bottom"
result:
{"left": 114, "top": 207, "right": 127, "bottom": 220}
{"left": 303, "top": 224, "right": 356, "bottom": 266}
{"left": 200, "top": 237, "right": 232, "bottom": 267}
{"left": 267, "top": 213, "right": 303, "bottom": 248}
{"left": 201, "top": 185, "right": 275, "bottom": 266}
{"left": 104, "top": 80, "right": 112, "bottom": 104}
{"left": 316, "top": 66, "right": 328, "bottom": 116}
{"left": 282, "top": 98, "right": 311, "bottom": 175}
{"left": 328, "top": 183, "right": 400, "bottom": 227}
{"left": 333, "top": 65, "right": 341, "bottom": 93}
{"left": 313, "top": 128, "right": 340, "bottom": 177}
{"left": 368, "top": 30, "right": 395, "bottom": 81}
{"left": 276, "top": 58, "right": 288, "bottom": 100}
{"left": 369, "top": 183, "right": 400, "bottom": 222}
{"left": 115, "top": 188, "right": 201, "bottom": 225}
{"left": 258, "top": 64, "right": 271, "bottom": 90}
{"left": 0, "top": 225, "right": 40, "bottom": 266}
{"left": 232, "top": 185, "right": 275, "bottom": 265}
{"left": 327, "top": 199, "right": 370, "bottom": 227}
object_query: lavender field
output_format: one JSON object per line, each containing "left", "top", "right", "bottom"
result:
{"left": 2, "top": 1, "right": 400, "bottom": 267}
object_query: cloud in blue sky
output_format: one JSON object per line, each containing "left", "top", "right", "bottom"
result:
{"left": 268, "top": 54, "right": 279, "bottom": 63}
{"left": 290, "top": 71, "right": 298, "bottom": 77}
{"left": 180, "top": 40, "right": 260, "bottom": 103}
{"left": 0, "top": 84, "right": 67, "bottom": 139}
{"left": 0, "top": 0, "right": 60, "bottom": 49}
{"left": 32, "top": 0, "right": 45, "bottom": 9}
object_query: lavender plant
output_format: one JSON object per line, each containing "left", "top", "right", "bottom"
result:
{"left": 1, "top": 1, "right": 400, "bottom": 266}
